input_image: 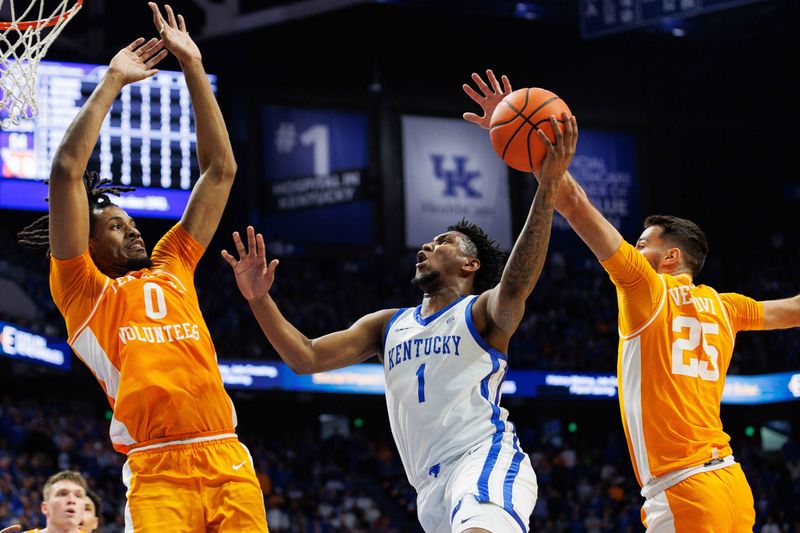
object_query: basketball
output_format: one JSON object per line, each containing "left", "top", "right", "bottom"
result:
{"left": 489, "top": 87, "right": 572, "bottom": 175}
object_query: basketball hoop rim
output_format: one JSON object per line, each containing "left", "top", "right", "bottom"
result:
{"left": 0, "top": 0, "right": 82, "bottom": 31}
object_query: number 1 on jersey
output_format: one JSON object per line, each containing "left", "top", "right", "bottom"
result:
{"left": 416, "top": 363, "right": 426, "bottom": 403}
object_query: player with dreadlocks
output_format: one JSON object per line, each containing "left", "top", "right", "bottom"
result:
{"left": 221, "top": 82, "right": 578, "bottom": 532}
{"left": 18, "top": 3, "right": 268, "bottom": 531}
{"left": 18, "top": 172, "right": 135, "bottom": 260}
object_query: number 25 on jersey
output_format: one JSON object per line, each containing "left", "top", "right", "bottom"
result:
{"left": 671, "top": 316, "right": 720, "bottom": 382}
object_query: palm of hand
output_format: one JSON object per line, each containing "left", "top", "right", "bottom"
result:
{"left": 475, "top": 92, "right": 507, "bottom": 129}
{"left": 110, "top": 49, "right": 152, "bottom": 83}
{"left": 234, "top": 255, "right": 271, "bottom": 300}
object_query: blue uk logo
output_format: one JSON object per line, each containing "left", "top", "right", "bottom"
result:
{"left": 431, "top": 155, "right": 481, "bottom": 198}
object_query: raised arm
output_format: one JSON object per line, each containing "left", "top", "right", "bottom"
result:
{"left": 472, "top": 114, "right": 574, "bottom": 344}
{"left": 222, "top": 227, "right": 395, "bottom": 374}
{"left": 149, "top": 3, "right": 236, "bottom": 248}
{"left": 462, "top": 69, "right": 622, "bottom": 263}
{"left": 762, "top": 294, "right": 800, "bottom": 330}
{"left": 555, "top": 170, "right": 623, "bottom": 261}
{"left": 49, "top": 38, "right": 165, "bottom": 259}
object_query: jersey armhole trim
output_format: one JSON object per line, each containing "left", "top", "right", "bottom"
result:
{"left": 382, "top": 308, "right": 408, "bottom": 350}
{"left": 619, "top": 275, "right": 667, "bottom": 340}
{"left": 466, "top": 296, "right": 508, "bottom": 361}
{"left": 68, "top": 278, "right": 111, "bottom": 345}
{"left": 710, "top": 288, "right": 734, "bottom": 337}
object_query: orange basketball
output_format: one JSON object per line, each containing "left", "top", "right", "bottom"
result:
{"left": 489, "top": 87, "right": 571, "bottom": 175}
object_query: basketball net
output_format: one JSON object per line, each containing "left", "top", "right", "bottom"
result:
{"left": 0, "top": 0, "right": 82, "bottom": 129}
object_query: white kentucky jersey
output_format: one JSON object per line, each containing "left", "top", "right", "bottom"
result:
{"left": 383, "top": 295, "right": 513, "bottom": 489}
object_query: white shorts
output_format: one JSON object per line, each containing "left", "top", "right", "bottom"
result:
{"left": 416, "top": 432, "right": 537, "bottom": 533}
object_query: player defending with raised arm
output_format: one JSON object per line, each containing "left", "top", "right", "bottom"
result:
{"left": 223, "top": 92, "right": 576, "bottom": 533}
{"left": 466, "top": 70, "right": 800, "bottom": 532}
{"left": 17, "top": 4, "right": 268, "bottom": 531}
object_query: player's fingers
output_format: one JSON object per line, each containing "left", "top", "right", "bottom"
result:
{"left": 233, "top": 231, "right": 246, "bottom": 256}
{"left": 570, "top": 116, "right": 579, "bottom": 150}
{"left": 267, "top": 259, "right": 280, "bottom": 278}
{"left": 246, "top": 226, "right": 256, "bottom": 254}
{"left": 139, "top": 39, "right": 164, "bottom": 58}
{"left": 462, "top": 84, "right": 483, "bottom": 105}
{"left": 256, "top": 233, "right": 266, "bottom": 259}
{"left": 127, "top": 37, "right": 146, "bottom": 51}
{"left": 145, "top": 49, "right": 168, "bottom": 69}
{"left": 471, "top": 72, "right": 492, "bottom": 97}
{"left": 501, "top": 75, "right": 512, "bottom": 94}
{"left": 220, "top": 250, "right": 237, "bottom": 267}
{"left": 537, "top": 129, "right": 555, "bottom": 153}
{"left": 165, "top": 4, "right": 178, "bottom": 28}
{"left": 138, "top": 37, "right": 159, "bottom": 55}
{"left": 550, "top": 115, "right": 564, "bottom": 149}
{"left": 561, "top": 112, "right": 574, "bottom": 140}
{"left": 178, "top": 14, "right": 187, "bottom": 32}
{"left": 486, "top": 69, "right": 502, "bottom": 95}
{"left": 148, "top": 2, "right": 164, "bottom": 28}
{"left": 462, "top": 112, "right": 482, "bottom": 125}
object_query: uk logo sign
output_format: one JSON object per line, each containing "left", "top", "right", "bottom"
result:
{"left": 431, "top": 155, "right": 481, "bottom": 198}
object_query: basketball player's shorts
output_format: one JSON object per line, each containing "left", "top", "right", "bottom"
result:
{"left": 122, "top": 434, "right": 268, "bottom": 532}
{"left": 641, "top": 462, "right": 754, "bottom": 532}
{"left": 416, "top": 432, "right": 537, "bottom": 533}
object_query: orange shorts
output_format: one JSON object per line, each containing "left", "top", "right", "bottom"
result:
{"left": 641, "top": 463, "right": 754, "bottom": 532}
{"left": 122, "top": 436, "right": 268, "bottom": 532}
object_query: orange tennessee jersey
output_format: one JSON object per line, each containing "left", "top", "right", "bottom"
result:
{"left": 49, "top": 224, "right": 236, "bottom": 454}
{"left": 601, "top": 240, "right": 763, "bottom": 487}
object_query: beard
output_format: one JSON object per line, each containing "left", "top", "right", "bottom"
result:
{"left": 127, "top": 256, "right": 154, "bottom": 271}
{"left": 411, "top": 270, "right": 442, "bottom": 293}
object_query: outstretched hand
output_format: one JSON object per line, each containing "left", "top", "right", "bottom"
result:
{"left": 107, "top": 37, "right": 167, "bottom": 85}
{"left": 149, "top": 2, "right": 201, "bottom": 64}
{"left": 462, "top": 69, "right": 512, "bottom": 129}
{"left": 221, "top": 226, "right": 279, "bottom": 301}
{"left": 536, "top": 113, "right": 578, "bottom": 186}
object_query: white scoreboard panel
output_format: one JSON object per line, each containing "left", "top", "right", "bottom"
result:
{"left": 0, "top": 61, "right": 217, "bottom": 218}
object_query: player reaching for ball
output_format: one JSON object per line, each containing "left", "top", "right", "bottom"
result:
{"left": 223, "top": 83, "right": 577, "bottom": 532}
{"left": 16, "top": 4, "right": 268, "bottom": 531}
{"left": 465, "top": 69, "right": 800, "bottom": 532}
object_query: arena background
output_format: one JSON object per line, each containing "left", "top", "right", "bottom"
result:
{"left": 1, "top": 0, "right": 798, "bottom": 531}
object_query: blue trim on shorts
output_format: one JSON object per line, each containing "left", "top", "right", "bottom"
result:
{"left": 450, "top": 498, "right": 463, "bottom": 525}
{"left": 503, "top": 435, "right": 527, "bottom": 532}
{"left": 477, "top": 346, "right": 505, "bottom": 502}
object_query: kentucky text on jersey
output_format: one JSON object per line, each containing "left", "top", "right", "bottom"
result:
{"left": 386, "top": 335, "right": 462, "bottom": 370}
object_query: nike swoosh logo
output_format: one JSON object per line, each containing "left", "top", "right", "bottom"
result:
{"left": 394, "top": 327, "right": 415, "bottom": 331}
{"left": 232, "top": 460, "right": 248, "bottom": 471}
{"left": 461, "top": 516, "right": 478, "bottom": 524}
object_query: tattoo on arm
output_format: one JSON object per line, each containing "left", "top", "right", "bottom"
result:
{"left": 501, "top": 187, "right": 558, "bottom": 296}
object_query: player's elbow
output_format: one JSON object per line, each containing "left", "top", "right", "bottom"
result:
{"left": 49, "top": 156, "right": 85, "bottom": 183}
{"left": 285, "top": 356, "right": 318, "bottom": 375}
{"left": 289, "top": 363, "right": 315, "bottom": 376}
{"left": 205, "top": 155, "right": 237, "bottom": 184}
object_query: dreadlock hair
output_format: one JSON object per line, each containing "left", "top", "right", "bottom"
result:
{"left": 17, "top": 171, "right": 136, "bottom": 255}
{"left": 447, "top": 218, "right": 507, "bottom": 294}
{"left": 644, "top": 214, "right": 709, "bottom": 277}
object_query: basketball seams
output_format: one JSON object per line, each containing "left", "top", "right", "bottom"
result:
{"left": 490, "top": 87, "right": 570, "bottom": 173}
